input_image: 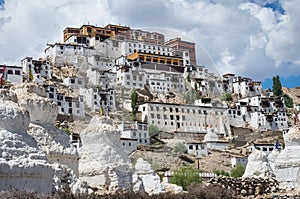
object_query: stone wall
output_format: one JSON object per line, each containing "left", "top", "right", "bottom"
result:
{"left": 208, "top": 177, "right": 279, "bottom": 197}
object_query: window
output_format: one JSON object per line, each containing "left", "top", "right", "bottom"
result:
{"left": 7, "top": 70, "right": 13, "bottom": 74}
{"left": 262, "top": 147, "right": 268, "bottom": 151}
{"left": 15, "top": 70, "right": 21, "bottom": 75}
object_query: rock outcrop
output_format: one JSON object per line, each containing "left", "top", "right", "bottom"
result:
{"left": 12, "top": 84, "right": 79, "bottom": 175}
{"left": 78, "top": 116, "right": 134, "bottom": 192}
{"left": 0, "top": 88, "right": 87, "bottom": 195}
{"left": 0, "top": 89, "right": 54, "bottom": 194}
{"left": 273, "top": 125, "right": 300, "bottom": 190}
{"left": 132, "top": 158, "right": 165, "bottom": 194}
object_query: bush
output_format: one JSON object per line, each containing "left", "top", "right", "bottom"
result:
{"left": 173, "top": 142, "right": 187, "bottom": 154}
{"left": 230, "top": 164, "right": 245, "bottom": 178}
{"left": 170, "top": 165, "right": 202, "bottom": 190}
{"left": 213, "top": 168, "right": 229, "bottom": 177}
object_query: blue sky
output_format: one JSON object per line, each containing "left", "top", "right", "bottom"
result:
{"left": 0, "top": 0, "right": 299, "bottom": 89}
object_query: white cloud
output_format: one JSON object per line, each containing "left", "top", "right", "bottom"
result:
{"left": 0, "top": 0, "right": 299, "bottom": 82}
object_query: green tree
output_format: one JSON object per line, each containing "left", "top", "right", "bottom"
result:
{"left": 283, "top": 94, "right": 293, "bottom": 108}
{"left": 170, "top": 165, "right": 202, "bottom": 190}
{"left": 230, "top": 164, "right": 245, "bottom": 178}
{"left": 131, "top": 89, "right": 138, "bottom": 120}
{"left": 148, "top": 124, "right": 160, "bottom": 137}
{"left": 173, "top": 142, "right": 187, "bottom": 154}
{"left": 272, "top": 75, "right": 283, "bottom": 96}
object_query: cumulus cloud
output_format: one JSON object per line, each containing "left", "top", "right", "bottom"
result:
{"left": 0, "top": 0, "right": 299, "bottom": 82}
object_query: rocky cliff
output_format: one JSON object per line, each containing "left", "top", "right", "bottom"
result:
{"left": 0, "top": 88, "right": 87, "bottom": 195}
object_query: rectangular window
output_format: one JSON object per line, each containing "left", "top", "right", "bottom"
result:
{"left": 15, "top": 70, "right": 21, "bottom": 75}
{"left": 7, "top": 70, "right": 13, "bottom": 74}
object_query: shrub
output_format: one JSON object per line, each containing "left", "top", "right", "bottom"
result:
{"left": 213, "top": 168, "right": 229, "bottom": 177}
{"left": 170, "top": 165, "right": 202, "bottom": 190}
{"left": 230, "top": 164, "right": 245, "bottom": 178}
{"left": 173, "top": 142, "right": 187, "bottom": 154}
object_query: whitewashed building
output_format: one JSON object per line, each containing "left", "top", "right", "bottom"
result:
{"left": 187, "top": 65, "right": 223, "bottom": 98}
{"left": 232, "top": 76, "right": 262, "bottom": 98}
{"left": 120, "top": 138, "right": 138, "bottom": 155}
{"left": 63, "top": 76, "right": 85, "bottom": 89}
{"left": 231, "top": 157, "right": 248, "bottom": 168}
{"left": 81, "top": 87, "right": 116, "bottom": 114}
{"left": 236, "top": 95, "right": 288, "bottom": 131}
{"left": 115, "top": 65, "right": 146, "bottom": 89}
{"left": 87, "top": 55, "right": 114, "bottom": 71}
{"left": 185, "top": 142, "right": 208, "bottom": 158}
{"left": 44, "top": 43, "right": 95, "bottom": 67}
{"left": 248, "top": 142, "right": 282, "bottom": 155}
{"left": 118, "top": 121, "right": 150, "bottom": 145}
{"left": 21, "top": 57, "right": 52, "bottom": 79}
{"left": 0, "top": 65, "right": 23, "bottom": 85}
{"left": 45, "top": 85, "right": 85, "bottom": 118}
{"left": 138, "top": 102, "right": 231, "bottom": 136}
{"left": 86, "top": 68, "right": 116, "bottom": 89}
